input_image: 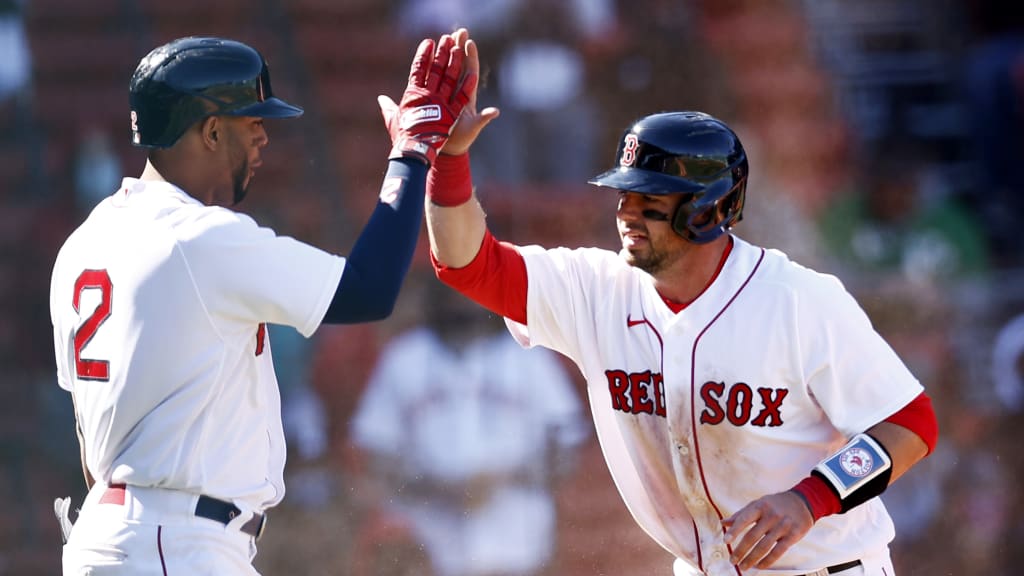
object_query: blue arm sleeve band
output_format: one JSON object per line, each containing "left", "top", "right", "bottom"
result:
{"left": 322, "top": 158, "right": 426, "bottom": 324}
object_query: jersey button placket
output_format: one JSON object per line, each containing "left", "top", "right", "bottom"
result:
{"left": 688, "top": 493, "right": 731, "bottom": 575}
{"left": 706, "top": 550, "right": 734, "bottom": 576}
{"left": 707, "top": 554, "right": 735, "bottom": 576}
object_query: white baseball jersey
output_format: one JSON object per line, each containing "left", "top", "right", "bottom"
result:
{"left": 49, "top": 177, "right": 345, "bottom": 512}
{"left": 505, "top": 236, "right": 923, "bottom": 576}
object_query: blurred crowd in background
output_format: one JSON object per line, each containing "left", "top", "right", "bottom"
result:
{"left": 1, "top": 0, "right": 1022, "bottom": 574}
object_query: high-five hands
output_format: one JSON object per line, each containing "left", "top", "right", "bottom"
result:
{"left": 378, "top": 31, "right": 478, "bottom": 166}
{"left": 438, "top": 28, "right": 500, "bottom": 156}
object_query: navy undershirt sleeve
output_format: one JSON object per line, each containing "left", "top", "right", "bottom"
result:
{"left": 322, "top": 158, "right": 426, "bottom": 324}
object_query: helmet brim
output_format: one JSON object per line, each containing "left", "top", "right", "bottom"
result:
{"left": 228, "top": 97, "right": 304, "bottom": 119}
{"left": 587, "top": 167, "right": 704, "bottom": 195}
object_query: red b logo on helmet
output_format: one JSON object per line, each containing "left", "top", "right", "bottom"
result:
{"left": 620, "top": 134, "right": 639, "bottom": 167}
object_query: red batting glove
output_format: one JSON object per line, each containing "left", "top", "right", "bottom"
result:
{"left": 378, "top": 34, "right": 478, "bottom": 166}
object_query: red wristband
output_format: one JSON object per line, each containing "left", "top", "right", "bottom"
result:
{"left": 427, "top": 152, "right": 473, "bottom": 206}
{"left": 791, "top": 474, "right": 841, "bottom": 521}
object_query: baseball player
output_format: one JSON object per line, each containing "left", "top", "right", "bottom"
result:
{"left": 421, "top": 29, "right": 939, "bottom": 576}
{"left": 49, "top": 34, "right": 474, "bottom": 575}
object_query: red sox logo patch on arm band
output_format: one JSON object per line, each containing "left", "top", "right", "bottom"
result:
{"left": 814, "top": 433, "right": 892, "bottom": 500}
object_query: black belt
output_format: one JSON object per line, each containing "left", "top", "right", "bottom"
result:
{"left": 195, "top": 495, "right": 267, "bottom": 540}
{"left": 101, "top": 485, "right": 267, "bottom": 540}
{"left": 800, "top": 559, "right": 862, "bottom": 575}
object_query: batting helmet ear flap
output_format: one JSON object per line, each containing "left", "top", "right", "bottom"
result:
{"left": 670, "top": 174, "right": 747, "bottom": 243}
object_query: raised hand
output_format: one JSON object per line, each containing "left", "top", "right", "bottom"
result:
{"left": 440, "top": 28, "right": 500, "bottom": 156}
{"left": 378, "top": 32, "right": 478, "bottom": 166}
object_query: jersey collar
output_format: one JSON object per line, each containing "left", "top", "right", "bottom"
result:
{"left": 114, "top": 177, "right": 204, "bottom": 207}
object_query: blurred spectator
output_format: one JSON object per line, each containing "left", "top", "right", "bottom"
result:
{"left": 960, "top": 0, "right": 1024, "bottom": 269}
{"left": 348, "top": 279, "right": 589, "bottom": 576}
{"left": 0, "top": 0, "right": 30, "bottom": 107}
{"left": 72, "top": 126, "right": 122, "bottom": 215}
{"left": 991, "top": 311, "right": 1024, "bottom": 411}
{"left": 817, "top": 140, "right": 989, "bottom": 286}
{"left": 611, "top": 1, "right": 727, "bottom": 123}
{"left": 469, "top": 0, "right": 618, "bottom": 186}
{"left": 936, "top": 401, "right": 1013, "bottom": 574}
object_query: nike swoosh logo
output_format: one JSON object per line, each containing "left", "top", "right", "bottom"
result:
{"left": 626, "top": 315, "right": 646, "bottom": 328}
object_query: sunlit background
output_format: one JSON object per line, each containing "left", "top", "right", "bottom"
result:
{"left": 1, "top": 0, "right": 1021, "bottom": 574}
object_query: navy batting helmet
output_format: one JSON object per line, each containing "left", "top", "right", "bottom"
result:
{"left": 589, "top": 111, "right": 748, "bottom": 244}
{"left": 129, "top": 37, "right": 303, "bottom": 148}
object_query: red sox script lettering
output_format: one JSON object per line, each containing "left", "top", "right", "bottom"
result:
{"left": 604, "top": 373, "right": 788, "bottom": 426}
{"left": 605, "top": 369, "right": 667, "bottom": 417}
{"left": 699, "top": 381, "right": 788, "bottom": 427}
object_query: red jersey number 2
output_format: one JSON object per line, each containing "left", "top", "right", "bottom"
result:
{"left": 73, "top": 269, "right": 113, "bottom": 381}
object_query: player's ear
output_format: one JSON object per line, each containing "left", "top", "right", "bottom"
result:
{"left": 200, "top": 116, "right": 220, "bottom": 150}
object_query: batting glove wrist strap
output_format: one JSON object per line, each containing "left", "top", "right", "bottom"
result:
{"left": 382, "top": 35, "right": 476, "bottom": 166}
{"left": 812, "top": 433, "right": 893, "bottom": 514}
{"left": 390, "top": 134, "right": 440, "bottom": 166}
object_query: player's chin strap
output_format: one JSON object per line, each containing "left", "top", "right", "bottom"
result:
{"left": 54, "top": 496, "right": 75, "bottom": 544}
{"left": 792, "top": 433, "right": 893, "bottom": 519}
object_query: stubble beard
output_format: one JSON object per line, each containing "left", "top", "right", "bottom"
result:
{"left": 231, "top": 160, "right": 250, "bottom": 205}
{"left": 622, "top": 244, "right": 670, "bottom": 275}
